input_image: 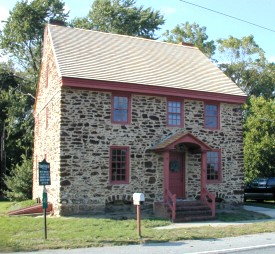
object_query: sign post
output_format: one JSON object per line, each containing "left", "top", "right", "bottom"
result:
{"left": 133, "top": 193, "right": 145, "bottom": 238}
{"left": 42, "top": 186, "right": 48, "bottom": 240}
{"left": 136, "top": 204, "right": 141, "bottom": 238}
{"left": 39, "top": 159, "right": 51, "bottom": 240}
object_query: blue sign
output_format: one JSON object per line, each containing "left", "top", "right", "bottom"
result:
{"left": 39, "top": 159, "right": 51, "bottom": 186}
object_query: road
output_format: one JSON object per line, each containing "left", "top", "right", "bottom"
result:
{"left": 3, "top": 232, "right": 275, "bottom": 254}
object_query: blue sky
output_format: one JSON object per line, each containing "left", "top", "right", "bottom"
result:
{"left": 1, "top": 0, "right": 274, "bottom": 62}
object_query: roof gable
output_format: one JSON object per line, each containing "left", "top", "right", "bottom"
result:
{"left": 47, "top": 25, "right": 246, "bottom": 99}
{"left": 152, "top": 132, "right": 212, "bottom": 152}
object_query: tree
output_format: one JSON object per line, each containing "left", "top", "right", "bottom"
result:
{"left": 216, "top": 35, "right": 274, "bottom": 97}
{"left": 244, "top": 96, "right": 275, "bottom": 181}
{"left": 4, "top": 154, "right": 32, "bottom": 201}
{"left": 0, "top": 1, "right": 69, "bottom": 197}
{"left": 162, "top": 22, "right": 216, "bottom": 58}
{"left": 248, "top": 62, "right": 275, "bottom": 99}
{"left": 0, "top": 62, "right": 34, "bottom": 171}
{"left": 70, "top": 0, "right": 165, "bottom": 39}
{"left": 0, "top": 0, "right": 69, "bottom": 85}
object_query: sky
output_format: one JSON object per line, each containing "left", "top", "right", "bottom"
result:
{"left": 0, "top": 0, "right": 274, "bottom": 62}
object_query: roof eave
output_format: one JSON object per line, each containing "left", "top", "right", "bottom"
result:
{"left": 61, "top": 77, "right": 247, "bottom": 104}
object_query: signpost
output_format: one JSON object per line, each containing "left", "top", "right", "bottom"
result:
{"left": 39, "top": 159, "right": 51, "bottom": 240}
{"left": 133, "top": 193, "right": 145, "bottom": 238}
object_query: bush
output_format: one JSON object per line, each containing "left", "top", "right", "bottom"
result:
{"left": 4, "top": 155, "right": 32, "bottom": 201}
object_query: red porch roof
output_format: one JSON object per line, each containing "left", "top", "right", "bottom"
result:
{"left": 152, "top": 132, "right": 212, "bottom": 152}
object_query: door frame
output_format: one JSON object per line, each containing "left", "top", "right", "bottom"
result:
{"left": 169, "top": 151, "right": 185, "bottom": 198}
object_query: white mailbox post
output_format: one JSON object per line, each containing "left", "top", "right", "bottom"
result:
{"left": 133, "top": 193, "right": 145, "bottom": 238}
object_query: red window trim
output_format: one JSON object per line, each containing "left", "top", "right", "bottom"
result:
{"left": 109, "top": 146, "right": 130, "bottom": 185}
{"left": 111, "top": 93, "right": 131, "bottom": 125}
{"left": 166, "top": 97, "right": 184, "bottom": 127}
{"left": 204, "top": 102, "right": 220, "bottom": 130}
{"left": 206, "top": 149, "right": 222, "bottom": 184}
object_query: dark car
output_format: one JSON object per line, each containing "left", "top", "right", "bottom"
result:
{"left": 244, "top": 177, "right": 275, "bottom": 202}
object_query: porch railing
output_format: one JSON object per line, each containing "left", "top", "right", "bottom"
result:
{"left": 165, "top": 188, "right": 176, "bottom": 221}
{"left": 201, "top": 187, "right": 216, "bottom": 217}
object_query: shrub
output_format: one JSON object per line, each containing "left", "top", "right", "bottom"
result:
{"left": 4, "top": 155, "right": 32, "bottom": 201}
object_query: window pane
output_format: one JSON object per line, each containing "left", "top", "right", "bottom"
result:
{"left": 206, "top": 117, "right": 217, "bottom": 128}
{"left": 110, "top": 148, "right": 128, "bottom": 183}
{"left": 168, "top": 101, "right": 182, "bottom": 126}
{"left": 207, "top": 151, "right": 219, "bottom": 181}
{"left": 113, "top": 96, "right": 129, "bottom": 123}
{"left": 205, "top": 104, "right": 218, "bottom": 128}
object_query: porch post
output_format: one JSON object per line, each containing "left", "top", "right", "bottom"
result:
{"left": 163, "top": 150, "right": 170, "bottom": 202}
{"left": 201, "top": 150, "right": 207, "bottom": 190}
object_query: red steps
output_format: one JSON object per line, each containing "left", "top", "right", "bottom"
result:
{"left": 155, "top": 200, "right": 215, "bottom": 222}
{"left": 173, "top": 200, "right": 215, "bottom": 222}
{"left": 8, "top": 203, "right": 52, "bottom": 216}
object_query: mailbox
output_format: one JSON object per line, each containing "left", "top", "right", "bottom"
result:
{"left": 133, "top": 193, "right": 145, "bottom": 205}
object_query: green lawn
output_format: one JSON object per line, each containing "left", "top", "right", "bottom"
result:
{"left": 1, "top": 201, "right": 275, "bottom": 252}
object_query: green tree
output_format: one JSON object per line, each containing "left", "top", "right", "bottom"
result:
{"left": 0, "top": 63, "right": 34, "bottom": 170}
{"left": 162, "top": 22, "right": 216, "bottom": 58}
{"left": 0, "top": 1, "right": 69, "bottom": 197}
{"left": 0, "top": 0, "right": 69, "bottom": 85}
{"left": 244, "top": 96, "right": 275, "bottom": 181}
{"left": 216, "top": 35, "right": 274, "bottom": 98}
{"left": 70, "top": 0, "right": 165, "bottom": 39}
{"left": 4, "top": 155, "right": 33, "bottom": 201}
{"left": 248, "top": 62, "right": 275, "bottom": 99}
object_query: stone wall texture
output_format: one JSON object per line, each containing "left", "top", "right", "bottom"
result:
{"left": 33, "top": 31, "right": 244, "bottom": 215}
{"left": 34, "top": 84, "right": 244, "bottom": 215}
{"left": 33, "top": 31, "right": 62, "bottom": 214}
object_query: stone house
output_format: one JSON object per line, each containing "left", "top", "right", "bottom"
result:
{"left": 33, "top": 25, "right": 246, "bottom": 220}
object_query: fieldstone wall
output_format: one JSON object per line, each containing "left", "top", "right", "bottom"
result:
{"left": 34, "top": 34, "right": 244, "bottom": 215}
{"left": 33, "top": 30, "right": 62, "bottom": 213}
{"left": 184, "top": 100, "right": 244, "bottom": 203}
{"left": 57, "top": 90, "right": 167, "bottom": 215}
{"left": 53, "top": 88, "right": 244, "bottom": 215}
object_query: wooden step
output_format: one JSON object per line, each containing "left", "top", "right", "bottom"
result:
{"left": 173, "top": 200, "right": 215, "bottom": 223}
{"left": 154, "top": 200, "right": 215, "bottom": 223}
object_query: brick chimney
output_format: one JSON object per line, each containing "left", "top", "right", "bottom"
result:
{"left": 179, "top": 42, "right": 194, "bottom": 47}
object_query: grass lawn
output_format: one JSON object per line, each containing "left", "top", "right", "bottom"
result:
{"left": 1, "top": 201, "right": 275, "bottom": 252}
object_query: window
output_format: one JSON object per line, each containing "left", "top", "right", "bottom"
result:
{"left": 205, "top": 103, "right": 219, "bottom": 129}
{"left": 207, "top": 150, "right": 221, "bottom": 182}
{"left": 112, "top": 95, "right": 131, "bottom": 124}
{"left": 110, "top": 146, "right": 129, "bottom": 184}
{"left": 167, "top": 100, "right": 183, "bottom": 127}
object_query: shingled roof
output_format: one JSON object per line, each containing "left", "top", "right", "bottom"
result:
{"left": 47, "top": 25, "right": 246, "bottom": 98}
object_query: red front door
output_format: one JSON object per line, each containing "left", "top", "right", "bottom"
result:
{"left": 169, "top": 151, "right": 185, "bottom": 198}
